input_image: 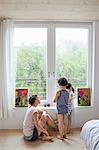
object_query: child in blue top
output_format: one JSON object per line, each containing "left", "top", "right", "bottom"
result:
{"left": 53, "top": 77, "right": 69, "bottom": 140}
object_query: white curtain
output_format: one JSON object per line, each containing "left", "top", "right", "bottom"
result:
{"left": 0, "top": 19, "right": 16, "bottom": 119}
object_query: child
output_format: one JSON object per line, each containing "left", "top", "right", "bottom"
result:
{"left": 53, "top": 77, "right": 69, "bottom": 140}
{"left": 66, "top": 83, "right": 74, "bottom": 134}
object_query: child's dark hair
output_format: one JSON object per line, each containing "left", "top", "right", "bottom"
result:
{"left": 29, "top": 95, "right": 37, "bottom": 105}
{"left": 58, "top": 77, "right": 68, "bottom": 86}
{"left": 66, "top": 83, "right": 74, "bottom": 93}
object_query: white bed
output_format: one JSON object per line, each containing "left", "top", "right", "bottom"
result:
{"left": 81, "top": 120, "right": 99, "bottom": 150}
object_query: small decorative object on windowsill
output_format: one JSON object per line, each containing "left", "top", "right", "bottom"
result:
{"left": 77, "top": 88, "right": 91, "bottom": 106}
{"left": 15, "top": 89, "right": 28, "bottom": 107}
{"left": 44, "top": 103, "right": 50, "bottom": 107}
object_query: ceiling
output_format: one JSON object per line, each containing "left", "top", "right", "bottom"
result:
{"left": 0, "top": 0, "right": 99, "bottom": 20}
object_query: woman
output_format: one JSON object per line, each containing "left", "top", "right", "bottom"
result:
{"left": 23, "top": 94, "right": 54, "bottom": 141}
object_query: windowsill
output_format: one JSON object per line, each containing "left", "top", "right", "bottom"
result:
{"left": 13, "top": 105, "right": 56, "bottom": 109}
{"left": 75, "top": 105, "right": 93, "bottom": 108}
{"left": 13, "top": 99, "right": 93, "bottom": 109}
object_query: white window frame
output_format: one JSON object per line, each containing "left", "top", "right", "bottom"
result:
{"left": 14, "top": 21, "right": 92, "bottom": 106}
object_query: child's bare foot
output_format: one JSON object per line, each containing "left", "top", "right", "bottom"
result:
{"left": 57, "top": 135, "right": 64, "bottom": 140}
{"left": 63, "top": 135, "right": 68, "bottom": 139}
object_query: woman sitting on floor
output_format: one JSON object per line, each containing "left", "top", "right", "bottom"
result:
{"left": 23, "top": 94, "right": 56, "bottom": 141}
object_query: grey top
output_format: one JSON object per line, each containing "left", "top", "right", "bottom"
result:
{"left": 57, "top": 90, "right": 69, "bottom": 114}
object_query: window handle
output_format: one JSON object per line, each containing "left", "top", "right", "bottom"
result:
{"left": 53, "top": 72, "right": 55, "bottom": 77}
{"left": 48, "top": 72, "right": 55, "bottom": 78}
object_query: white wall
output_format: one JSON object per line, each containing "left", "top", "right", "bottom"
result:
{"left": 0, "top": 21, "right": 99, "bottom": 129}
{"left": 0, "top": 0, "right": 99, "bottom": 129}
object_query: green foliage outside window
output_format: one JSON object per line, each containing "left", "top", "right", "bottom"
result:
{"left": 16, "top": 41, "right": 87, "bottom": 100}
{"left": 16, "top": 44, "right": 47, "bottom": 99}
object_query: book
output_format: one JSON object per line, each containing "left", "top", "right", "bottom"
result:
{"left": 15, "top": 89, "right": 28, "bottom": 107}
{"left": 78, "top": 88, "right": 91, "bottom": 106}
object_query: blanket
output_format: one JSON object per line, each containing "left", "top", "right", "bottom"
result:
{"left": 81, "top": 120, "right": 99, "bottom": 150}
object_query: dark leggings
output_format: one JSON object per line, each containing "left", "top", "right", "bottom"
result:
{"left": 24, "top": 127, "right": 38, "bottom": 141}
{"left": 30, "top": 127, "right": 38, "bottom": 141}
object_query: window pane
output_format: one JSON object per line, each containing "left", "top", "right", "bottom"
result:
{"left": 56, "top": 28, "right": 88, "bottom": 97}
{"left": 14, "top": 28, "right": 47, "bottom": 100}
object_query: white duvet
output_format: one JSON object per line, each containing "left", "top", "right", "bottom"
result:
{"left": 81, "top": 120, "right": 99, "bottom": 150}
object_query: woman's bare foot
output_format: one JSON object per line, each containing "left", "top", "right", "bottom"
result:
{"left": 57, "top": 135, "right": 64, "bottom": 140}
{"left": 41, "top": 135, "right": 54, "bottom": 141}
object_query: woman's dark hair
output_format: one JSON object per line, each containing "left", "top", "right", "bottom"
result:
{"left": 66, "top": 83, "right": 74, "bottom": 93}
{"left": 29, "top": 95, "right": 37, "bottom": 105}
{"left": 58, "top": 77, "right": 68, "bottom": 86}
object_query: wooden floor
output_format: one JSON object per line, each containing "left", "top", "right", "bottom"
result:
{"left": 0, "top": 129, "right": 86, "bottom": 150}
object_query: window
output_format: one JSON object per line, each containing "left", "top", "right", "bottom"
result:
{"left": 14, "top": 22, "right": 92, "bottom": 105}
{"left": 14, "top": 27, "right": 47, "bottom": 100}
{"left": 55, "top": 27, "right": 90, "bottom": 102}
